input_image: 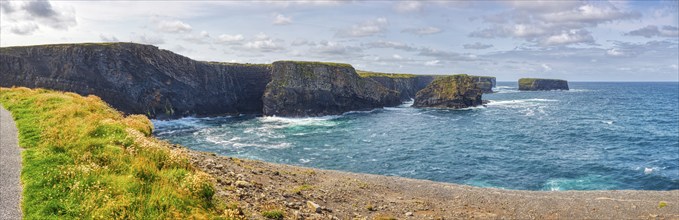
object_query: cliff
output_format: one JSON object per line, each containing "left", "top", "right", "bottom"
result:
{"left": 357, "top": 71, "right": 437, "bottom": 101}
{"left": 263, "top": 61, "right": 401, "bottom": 117}
{"left": 359, "top": 71, "right": 495, "bottom": 100}
{"left": 470, "top": 76, "right": 496, "bottom": 93}
{"left": 413, "top": 74, "right": 483, "bottom": 109}
{"left": 518, "top": 78, "right": 569, "bottom": 91}
{"left": 0, "top": 43, "right": 271, "bottom": 118}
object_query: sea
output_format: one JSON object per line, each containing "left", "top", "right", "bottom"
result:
{"left": 153, "top": 82, "right": 679, "bottom": 191}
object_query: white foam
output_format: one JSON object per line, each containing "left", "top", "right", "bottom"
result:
{"left": 486, "top": 99, "right": 558, "bottom": 107}
{"left": 259, "top": 115, "right": 339, "bottom": 127}
{"left": 602, "top": 120, "right": 614, "bottom": 125}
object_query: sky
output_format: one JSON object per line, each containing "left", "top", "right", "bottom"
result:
{"left": 1, "top": 0, "right": 678, "bottom": 81}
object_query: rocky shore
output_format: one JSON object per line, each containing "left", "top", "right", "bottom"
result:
{"left": 183, "top": 147, "right": 679, "bottom": 219}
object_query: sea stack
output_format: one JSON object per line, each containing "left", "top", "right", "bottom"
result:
{"left": 413, "top": 74, "right": 483, "bottom": 109}
{"left": 262, "top": 61, "right": 401, "bottom": 117}
{"left": 518, "top": 78, "right": 569, "bottom": 91}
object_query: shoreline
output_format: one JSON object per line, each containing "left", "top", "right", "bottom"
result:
{"left": 180, "top": 145, "right": 679, "bottom": 219}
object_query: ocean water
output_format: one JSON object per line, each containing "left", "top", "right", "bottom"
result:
{"left": 153, "top": 82, "right": 679, "bottom": 191}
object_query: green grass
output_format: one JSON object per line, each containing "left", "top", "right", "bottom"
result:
{"left": 356, "top": 70, "right": 417, "bottom": 79}
{"left": 0, "top": 87, "right": 232, "bottom": 219}
{"left": 273, "top": 60, "right": 354, "bottom": 68}
{"left": 261, "top": 210, "right": 284, "bottom": 219}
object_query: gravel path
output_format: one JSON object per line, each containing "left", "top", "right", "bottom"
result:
{"left": 0, "top": 105, "right": 22, "bottom": 220}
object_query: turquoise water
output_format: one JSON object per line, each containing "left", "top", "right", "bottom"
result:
{"left": 153, "top": 82, "right": 679, "bottom": 191}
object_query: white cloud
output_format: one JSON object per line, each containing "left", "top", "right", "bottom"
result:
{"left": 131, "top": 33, "right": 165, "bottom": 45}
{"left": 243, "top": 33, "right": 284, "bottom": 52}
{"left": 463, "top": 42, "right": 493, "bottom": 50}
{"left": 217, "top": 34, "right": 244, "bottom": 43}
{"left": 336, "top": 17, "right": 388, "bottom": 38}
{"left": 392, "top": 54, "right": 403, "bottom": 60}
{"left": 541, "top": 63, "right": 552, "bottom": 71}
{"left": 424, "top": 60, "right": 440, "bottom": 66}
{"left": 183, "top": 31, "right": 211, "bottom": 44}
{"left": 273, "top": 13, "right": 292, "bottom": 25}
{"left": 626, "top": 25, "right": 679, "bottom": 38}
{"left": 401, "top": 27, "right": 442, "bottom": 36}
{"left": 157, "top": 19, "right": 192, "bottom": 33}
{"left": 393, "top": 1, "right": 423, "bottom": 13}
{"left": 313, "top": 40, "right": 361, "bottom": 56}
{"left": 471, "top": 1, "right": 640, "bottom": 47}
{"left": 542, "top": 29, "right": 595, "bottom": 46}
{"left": 8, "top": 22, "right": 39, "bottom": 35}
{"left": 361, "top": 40, "right": 416, "bottom": 51}
{"left": 0, "top": 0, "right": 76, "bottom": 34}
{"left": 99, "top": 33, "right": 119, "bottom": 42}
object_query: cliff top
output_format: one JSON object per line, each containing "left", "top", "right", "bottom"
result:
{"left": 356, "top": 70, "right": 418, "bottom": 79}
{"left": 273, "top": 60, "right": 354, "bottom": 69}
{"left": 519, "top": 78, "right": 568, "bottom": 81}
{"left": 0, "top": 42, "right": 151, "bottom": 50}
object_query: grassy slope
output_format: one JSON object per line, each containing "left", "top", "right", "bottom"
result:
{"left": 0, "top": 87, "right": 237, "bottom": 219}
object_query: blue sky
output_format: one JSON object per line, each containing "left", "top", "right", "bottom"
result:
{"left": 1, "top": 0, "right": 678, "bottom": 81}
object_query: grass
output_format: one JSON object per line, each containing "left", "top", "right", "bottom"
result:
{"left": 261, "top": 210, "right": 284, "bottom": 220}
{"left": 0, "top": 87, "right": 234, "bottom": 219}
{"left": 273, "top": 60, "right": 354, "bottom": 69}
{"left": 290, "top": 184, "right": 314, "bottom": 194}
{"left": 356, "top": 70, "right": 417, "bottom": 79}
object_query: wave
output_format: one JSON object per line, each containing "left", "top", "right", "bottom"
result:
{"left": 258, "top": 115, "right": 340, "bottom": 127}
{"left": 486, "top": 98, "right": 558, "bottom": 107}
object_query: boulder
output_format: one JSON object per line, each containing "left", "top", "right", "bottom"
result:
{"left": 413, "top": 74, "right": 483, "bottom": 109}
{"left": 518, "top": 78, "right": 569, "bottom": 91}
{"left": 262, "top": 61, "right": 401, "bottom": 117}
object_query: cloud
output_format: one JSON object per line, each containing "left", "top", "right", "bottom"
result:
{"left": 626, "top": 25, "right": 679, "bottom": 38}
{"left": 183, "top": 31, "right": 211, "bottom": 44}
{"left": 157, "top": 19, "right": 192, "bottom": 33}
{"left": 361, "top": 40, "right": 417, "bottom": 51}
{"left": 541, "top": 63, "right": 552, "bottom": 71}
{"left": 401, "top": 27, "right": 442, "bottom": 36}
{"left": 604, "top": 40, "right": 677, "bottom": 58}
{"left": 336, "top": 17, "right": 388, "bottom": 38}
{"left": 8, "top": 22, "right": 39, "bottom": 35}
{"left": 0, "top": 0, "right": 76, "bottom": 33}
{"left": 463, "top": 42, "right": 493, "bottom": 49}
{"left": 99, "top": 33, "right": 119, "bottom": 42}
{"left": 393, "top": 1, "right": 423, "bottom": 13}
{"left": 273, "top": 13, "right": 292, "bottom": 25}
{"left": 470, "top": 1, "right": 640, "bottom": 46}
{"left": 291, "top": 39, "right": 314, "bottom": 46}
{"left": 131, "top": 33, "right": 165, "bottom": 45}
{"left": 418, "top": 47, "right": 478, "bottom": 61}
{"left": 216, "top": 34, "right": 244, "bottom": 43}
{"left": 542, "top": 29, "right": 595, "bottom": 46}
{"left": 243, "top": 33, "right": 285, "bottom": 52}
{"left": 424, "top": 60, "right": 440, "bottom": 66}
{"left": 312, "top": 40, "right": 361, "bottom": 55}
{"left": 0, "top": 1, "right": 14, "bottom": 14}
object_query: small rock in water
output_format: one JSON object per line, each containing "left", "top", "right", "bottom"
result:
{"left": 307, "top": 201, "right": 322, "bottom": 213}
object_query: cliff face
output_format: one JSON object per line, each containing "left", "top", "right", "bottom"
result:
{"left": 363, "top": 76, "right": 437, "bottom": 101}
{"left": 0, "top": 43, "right": 271, "bottom": 118}
{"left": 263, "top": 61, "right": 401, "bottom": 117}
{"left": 360, "top": 71, "right": 494, "bottom": 100}
{"left": 518, "top": 78, "right": 569, "bottom": 91}
{"left": 413, "top": 74, "right": 483, "bottom": 109}
{"left": 470, "top": 76, "right": 496, "bottom": 93}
